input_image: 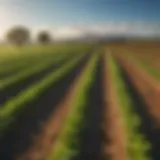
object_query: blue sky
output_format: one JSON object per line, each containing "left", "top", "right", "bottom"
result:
{"left": 0, "top": 0, "right": 160, "bottom": 39}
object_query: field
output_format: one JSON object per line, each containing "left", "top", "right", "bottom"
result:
{"left": 0, "top": 42, "right": 160, "bottom": 160}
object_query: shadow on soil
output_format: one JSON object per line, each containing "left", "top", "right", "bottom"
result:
{"left": 0, "top": 53, "right": 91, "bottom": 160}
{"left": 74, "top": 56, "right": 104, "bottom": 160}
{"left": 0, "top": 55, "right": 68, "bottom": 79}
{"left": 0, "top": 64, "right": 30, "bottom": 79}
{"left": 119, "top": 65, "right": 160, "bottom": 160}
{"left": 0, "top": 53, "right": 76, "bottom": 106}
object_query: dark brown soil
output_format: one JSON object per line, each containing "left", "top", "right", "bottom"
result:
{"left": 73, "top": 55, "right": 104, "bottom": 160}
{"left": 0, "top": 53, "right": 76, "bottom": 106}
{"left": 102, "top": 53, "right": 127, "bottom": 160}
{"left": 119, "top": 65, "right": 160, "bottom": 160}
{"left": 16, "top": 53, "right": 91, "bottom": 160}
{"left": 116, "top": 55, "right": 160, "bottom": 125}
{"left": 0, "top": 53, "right": 91, "bottom": 160}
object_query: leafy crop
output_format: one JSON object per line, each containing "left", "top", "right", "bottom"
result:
{"left": 47, "top": 53, "right": 98, "bottom": 160}
{"left": 0, "top": 53, "right": 86, "bottom": 137}
{"left": 108, "top": 54, "right": 151, "bottom": 160}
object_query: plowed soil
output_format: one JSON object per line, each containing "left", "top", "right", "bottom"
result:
{"left": 0, "top": 54, "right": 91, "bottom": 160}
{"left": 0, "top": 53, "right": 76, "bottom": 106}
{"left": 73, "top": 55, "right": 103, "bottom": 160}
{"left": 116, "top": 55, "right": 160, "bottom": 126}
{"left": 119, "top": 65, "right": 160, "bottom": 160}
{"left": 102, "top": 53, "right": 127, "bottom": 160}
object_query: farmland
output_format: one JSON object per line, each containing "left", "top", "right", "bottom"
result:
{"left": 0, "top": 41, "right": 160, "bottom": 160}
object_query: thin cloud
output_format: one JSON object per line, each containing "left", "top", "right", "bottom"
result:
{"left": 50, "top": 22, "right": 160, "bottom": 40}
{"left": 1, "top": 22, "right": 160, "bottom": 41}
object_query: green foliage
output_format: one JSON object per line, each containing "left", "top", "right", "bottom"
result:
{"left": 0, "top": 53, "right": 85, "bottom": 136}
{"left": 37, "top": 31, "right": 51, "bottom": 44}
{"left": 0, "top": 52, "right": 72, "bottom": 89}
{"left": 123, "top": 54, "right": 160, "bottom": 81}
{"left": 6, "top": 26, "right": 30, "bottom": 46}
{"left": 47, "top": 53, "right": 98, "bottom": 160}
{"left": 0, "top": 44, "right": 93, "bottom": 83}
{"left": 0, "top": 44, "right": 93, "bottom": 67}
{"left": 109, "top": 54, "right": 151, "bottom": 160}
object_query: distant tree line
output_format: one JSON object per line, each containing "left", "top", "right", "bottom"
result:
{"left": 6, "top": 26, "right": 52, "bottom": 46}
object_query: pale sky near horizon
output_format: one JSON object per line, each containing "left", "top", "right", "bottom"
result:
{"left": 0, "top": 0, "right": 160, "bottom": 40}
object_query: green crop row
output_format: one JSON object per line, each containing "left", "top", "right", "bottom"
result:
{"left": 116, "top": 51, "right": 160, "bottom": 81}
{"left": 0, "top": 50, "right": 55, "bottom": 74}
{"left": 0, "top": 46, "right": 79, "bottom": 78}
{"left": 108, "top": 54, "right": 150, "bottom": 160}
{"left": 0, "top": 52, "right": 86, "bottom": 137}
{"left": 0, "top": 52, "right": 74, "bottom": 89}
{"left": 0, "top": 52, "right": 62, "bottom": 78}
{"left": 128, "top": 54, "right": 160, "bottom": 81}
{"left": 47, "top": 53, "right": 98, "bottom": 160}
{"left": 0, "top": 44, "right": 93, "bottom": 69}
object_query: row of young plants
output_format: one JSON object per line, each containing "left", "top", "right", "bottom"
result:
{"left": 113, "top": 49, "right": 160, "bottom": 81}
{"left": 0, "top": 52, "right": 74, "bottom": 89}
{"left": 0, "top": 48, "right": 73, "bottom": 79}
{"left": 0, "top": 49, "right": 57, "bottom": 75}
{"left": 0, "top": 52, "right": 63, "bottom": 79}
{"left": 0, "top": 44, "right": 93, "bottom": 73}
{"left": 47, "top": 53, "right": 99, "bottom": 160}
{"left": 128, "top": 53, "right": 160, "bottom": 81}
{"left": 108, "top": 53, "right": 151, "bottom": 160}
{"left": 0, "top": 53, "right": 86, "bottom": 137}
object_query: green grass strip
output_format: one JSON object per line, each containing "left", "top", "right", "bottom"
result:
{"left": 123, "top": 53, "right": 160, "bottom": 81}
{"left": 0, "top": 44, "right": 92, "bottom": 69}
{"left": 0, "top": 52, "right": 71, "bottom": 89}
{"left": 109, "top": 54, "right": 151, "bottom": 160}
{"left": 0, "top": 53, "right": 86, "bottom": 136}
{"left": 132, "top": 56, "right": 160, "bottom": 81}
{"left": 0, "top": 48, "right": 56, "bottom": 74}
{"left": 0, "top": 52, "right": 61, "bottom": 77}
{"left": 47, "top": 53, "right": 98, "bottom": 160}
{"left": 0, "top": 46, "right": 78, "bottom": 78}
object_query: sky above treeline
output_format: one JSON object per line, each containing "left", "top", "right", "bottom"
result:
{"left": 0, "top": 0, "right": 160, "bottom": 40}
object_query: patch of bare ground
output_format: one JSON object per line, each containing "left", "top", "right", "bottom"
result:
{"left": 115, "top": 54, "right": 160, "bottom": 126}
{"left": 16, "top": 55, "right": 90, "bottom": 160}
{"left": 102, "top": 53, "right": 127, "bottom": 160}
{"left": 0, "top": 53, "right": 91, "bottom": 160}
{"left": 119, "top": 65, "right": 160, "bottom": 160}
{"left": 123, "top": 49, "right": 160, "bottom": 70}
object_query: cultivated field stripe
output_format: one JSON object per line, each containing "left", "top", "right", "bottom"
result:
{"left": 102, "top": 50, "right": 128, "bottom": 160}
{"left": 15, "top": 52, "right": 95, "bottom": 160}
{"left": 0, "top": 44, "right": 93, "bottom": 69}
{"left": 0, "top": 53, "right": 71, "bottom": 89}
{"left": 119, "top": 49, "right": 160, "bottom": 81}
{"left": 115, "top": 51, "right": 160, "bottom": 126}
{"left": 0, "top": 52, "right": 79, "bottom": 106}
{"left": 0, "top": 50, "right": 58, "bottom": 75}
{"left": 0, "top": 52, "right": 62, "bottom": 79}
{"left": 73, "top": 52, "right": 103, "bottom": 160}
{"left": 47, "top": 53, "right": 99, "bottom": 160}
{"left": 108, "top": 52, "right": 150, "bottom": 160}
{"left": 0, "top": 53, "right": 86, "bottom": 136}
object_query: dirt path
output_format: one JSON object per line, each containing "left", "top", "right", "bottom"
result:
{"left": 102, "top": 52, "right": 128, "bottom": 160}
{"left": 119, "top": 66, "right": 160, "bottom": 160}
{"left": 115, "top": 54, "right": 160, "bottom": 126}
{"left": 123, "top": 49, "right": 160, "bottom": 70}
{"left": 0, "top": 54, "right": 91, "bottom": 160}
